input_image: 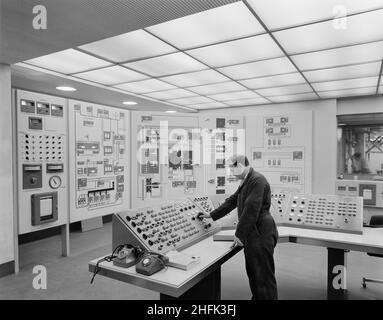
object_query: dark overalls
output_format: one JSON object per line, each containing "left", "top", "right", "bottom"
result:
{"left": 210, "top": 167, "right": 279, "bottom": 300}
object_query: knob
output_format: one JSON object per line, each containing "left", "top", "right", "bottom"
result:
{"left": 30, "top": 176, "right": 38, "bottom": 184}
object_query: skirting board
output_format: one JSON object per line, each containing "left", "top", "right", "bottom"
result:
{"left": 0, "top": 260, "right": 15, "bottom": 278}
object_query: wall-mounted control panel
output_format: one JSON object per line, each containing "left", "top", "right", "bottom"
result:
{"left": 16, "top": 90, "right": 68, "bottom": 234}
{"left": 335, "top": 179, "right": 383, "bottom": 208}
{"left": 68, "top": 100, "right": 130, "bottom": 222}
{"left": 200, "top": 115, "right": 245, "bottom": 196}
{"left": 114, "top": 198, "right": 219, "bottom": 254}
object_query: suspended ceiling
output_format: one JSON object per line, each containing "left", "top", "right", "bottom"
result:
{"left": 5, "top": 0, "right": 383, "bottom": 111}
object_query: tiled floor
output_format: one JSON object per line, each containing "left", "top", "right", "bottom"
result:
{"left": 0, "top": 222, "right": 382, "bottom": 300}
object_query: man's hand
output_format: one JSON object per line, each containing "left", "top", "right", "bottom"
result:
{"left": 231, "top": 236, "right": 244, "bottom": 248}
{"left": 197, "top": 212, "right": 211, "bottom": 220}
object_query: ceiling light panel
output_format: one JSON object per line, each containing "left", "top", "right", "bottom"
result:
{"left": 218, "top": 57, "right": 297, "bottom": 80}
{"left": 318, "top": 86, "right": 377, "bottom": 98}
{"left": 268, "top": 92, "right": 318, "bottom": 103}
{"left": 147, "top": 2, "right": 265, "bottom": 50}
{"left": 208, "top": 90, "right": 260, "bottom": 102}
{"left": 193, "top": 102, "right": 229, "bottom": 109}
{"left": 248, "top": 0, "right": 383, "bottom": 30}
{"left": 257, "top": 84, "right": 313, "bottom": 97}
{"left": 73, "top": 66, "right": 148, "bottom": 85}
{"left": 187, "top": 34, "right": 284, "bottom": 68}
{"left": 303, "top": 62, "right": 381, "bottom": 82}
{"left": 312, "top": 76, "right": 379, "bottom": 91}
{"left": 24, "top": 49, "right": 111, "bottom": 74}
{"left": 144, "top": 88, "right": 197, "bottom": 100}
{"left": 274, "top": 9, "right": 383, "bottom": 54}
{"left": 167, "top": 96, "right": 214, "bottom": 105}
{"left": 225, "top": 97, "right": 270, "bottom": 107}
{"left": 239, "top": 72, "right": 306, "bottom": 89}
{"left": 292, "top": 41, "right": 383, "bottom": 70}
{"left": 114, "top": 78, "right": 176, "bottom": 94}
{"left": 124, "top": 52, "right": 207, "bottom": 77}
{"left": 160, "top": 69, "right": 229, "bottom": 87}
{"left": 78, "top": 30, "right": 176, "bottom": 63}
{"left": 188, "top": 81, "right": 244, "bottom": 95}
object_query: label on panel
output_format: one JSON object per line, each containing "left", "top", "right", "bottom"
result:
{"left": 68, "top": 100, "right": 130, "bottom": 222}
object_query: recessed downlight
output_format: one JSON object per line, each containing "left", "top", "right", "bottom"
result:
{"left": 56, "top": 86, "right": 77, "bottom": 92}
{"left": 123, "top": 101, "right": 138, "bottom": 105}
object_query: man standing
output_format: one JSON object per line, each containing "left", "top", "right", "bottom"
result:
{"left": 201, "top": 154, "right": 278, "bottom": 300}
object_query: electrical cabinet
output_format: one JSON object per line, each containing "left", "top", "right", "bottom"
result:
{"left": 16, "top": 90, "right": 68, "bottom": 234}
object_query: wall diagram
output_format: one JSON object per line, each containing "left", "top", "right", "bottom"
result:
{"left": 131, "top": 112, "right": 203, "bottom": 208}
{"left": 200, "top": 115, "right": 245, "bottom": 196}
{"left": 69, "top": 100, "right": 130, "bottom": 222}
{"left": 246, "top": 112, "right": 312, "bottom": 194}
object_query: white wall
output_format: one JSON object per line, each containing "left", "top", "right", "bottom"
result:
{"left": 200, "top": 99, "right": 338, "bottom": 194}
{"left": 337, "top": 95, "right": 383, "bottom": 115}
{"left": 0, "top": 64, "right": 15, "bottom": 265}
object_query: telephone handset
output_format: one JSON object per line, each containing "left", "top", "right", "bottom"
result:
{"left": 135, "top": 251, "right": 169, "bottom": 276}
{"left": 112, "top": 244, "right": 144, "bottom": 268}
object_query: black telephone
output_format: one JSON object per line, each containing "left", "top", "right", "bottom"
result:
{"left": 112, "top": 244, "right": 144, "bottom": 268}
{"left": 135, "top": 251, "right": 169, "bottom": 276}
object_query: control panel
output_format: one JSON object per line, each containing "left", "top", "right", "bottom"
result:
{"left": 335, "top": 179, "right": 383, "bottom": 208}
{"left": 270, "top": 191, "right": 290, "bottom": 225}
{"left": 16, "top": 90, "right": 68, "bottom": 234}
{"left": 200, "top": 115, "right": 245, "bottom": 196}
{"left": 282, "top": 193, "right": 363, "bottom": 234}
{"left": 131, "top": 112, "right": 203, "bottom": 208}
{"left": 114, "top": 198, "right": 219, "bottom": 254}
{"left": 68, "top": 100, "right": 130, "bottom": 222}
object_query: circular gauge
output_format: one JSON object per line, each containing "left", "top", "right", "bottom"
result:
{"left": 49, "top": 175, "right": 62, "bottom": 189}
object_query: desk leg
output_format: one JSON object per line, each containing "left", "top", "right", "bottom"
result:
{"left": 327, "top": 248, "right": 348, "bottom": 300}
{"left": 160, "top": 267, "right": 221, "bottom": 300}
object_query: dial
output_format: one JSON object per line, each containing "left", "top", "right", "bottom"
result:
{"left": 49, "top": 175, "right": 62, "bottom": 189}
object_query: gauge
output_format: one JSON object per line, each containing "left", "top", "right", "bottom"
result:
{"left": 49, "top": 175, "right": 62, "bottom": 189}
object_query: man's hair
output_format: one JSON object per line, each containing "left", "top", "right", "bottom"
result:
{"left": 230, "top": 154, "right": 249, "bottom": 167}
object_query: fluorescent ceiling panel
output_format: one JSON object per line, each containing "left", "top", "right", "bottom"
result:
{"left": 73, "top": 66, "right": 148, "bottom": 85}
{"left": 167, "top": 96, "right": 214, "bottom": 105}
{"left": 240, "top": 73, "right": 306, "bottom": 89}
{"left": 248, "top": 0, "right": 383, "bottom": 30}
{"left": 274, "top": 9, "right": 383, "bottom": 54}
{"left": 225, "top": 97, "right": 270, "bottom": 106}
{"left": 193, "top": 102, "right": 229, "bottom": 109}
{"left": 303, "top": 62, "right": 381, "bottom": 82}
{"left": 257, "top": 84, "right": 313, "bottom": 97}
{"left": 318, "top": 86, "right": 377, "bottom": 98}
{"left": 160, "top": 69, "right": 229, "bottom": 87}
{"left": 24, "top": 49, "right": 111, "bottom": 74}
{"left": 312, "top": 76, "right": 379, "bottom": 91}
{"left": 268, "top": 92, "right": 318, "bottom": 103}
{"left": 208, "top": 90, "right": 260, "bottom": 102}
{"left": 78, "top": 30, "right": 176, "bottom": 63}
{"left": 187, "top": 34, "right": 284, "bottom": 68}
{"left": 114, "top": 79, "right": 176, "bottom": 94}
{"left": 144, "top": 89, "right": 197, "bottom": 100}
{"left": 124, "top": 52, "right": 207, "bottom": 77}
{"left": 292, "top": 41, "right": 383, "bottom": 70}
{"left": 218, "top": 57, "right": 297, "bottom": 80}
{"left": 147, "top": 2, "right": 265, "bottom": 50}
{"left": 188, "top": 81, "right": 244, "bottom": 95}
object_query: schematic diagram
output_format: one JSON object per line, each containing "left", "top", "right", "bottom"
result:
{"left": 246, "top": 112, "right": 312, "bottom": 194}
{"left": 132, "top": 113, "right": 203, "bottom": 208}
{"left": 201, "top": 115, "right": 245, "bottom": 196}
{"left": 69, "top": 101, "right": 130, "bottom": 222}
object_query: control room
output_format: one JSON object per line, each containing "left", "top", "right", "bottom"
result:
{"left": 0, "top": 0, "right": 383, "bottom": 302}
